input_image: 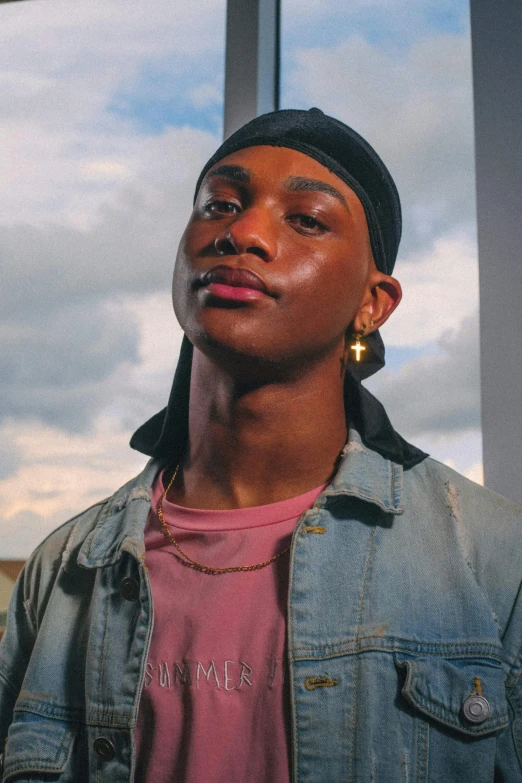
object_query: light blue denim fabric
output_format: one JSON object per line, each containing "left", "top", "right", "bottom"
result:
{"left": 1, "top": 426, "right": 522, "bottom": 782}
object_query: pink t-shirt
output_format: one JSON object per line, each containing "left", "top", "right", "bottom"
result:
{"left": 134, "top": 469, "right": 325, "bottom": 783}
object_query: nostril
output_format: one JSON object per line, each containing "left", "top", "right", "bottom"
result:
{"left": 246, "top": 246, "right": 268, "bottom": 261}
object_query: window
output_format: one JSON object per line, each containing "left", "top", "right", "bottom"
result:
{"left": 281, "top": 0, "right": 481, "bottom": 481}
{"left": 0, "top": 0, "right": 226, "bottom": 557}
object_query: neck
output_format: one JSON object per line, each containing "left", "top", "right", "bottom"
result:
{"left": 168, "top": 345, "right": 349, "bottom": 509}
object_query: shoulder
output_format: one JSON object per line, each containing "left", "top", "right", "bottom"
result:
{"left": 13, "top": 498, "right": 107, "bottom": 617}
{"left": 18, "top": 459, "right": 159, "bottom": 611}
{"left": 405, "top": 456, "right": 522, "bottom": 649}
{"left": 407, "top": 455, "right": 522, "bottom": 543}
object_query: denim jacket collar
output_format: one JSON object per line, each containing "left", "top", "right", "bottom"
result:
{"left": 76, "top": 459, "right": 158, "bottom": 570}
{"left": 323, "top": 427, "right": 404, "bottom": 515}
{"left": 76, "top": 426, "right": 403, "bottom": 570}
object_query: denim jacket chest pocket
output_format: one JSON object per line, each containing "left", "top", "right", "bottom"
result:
{"left": 395, "top": 654, "right": 510, "bottom": 782}
{"left": 2, "top": 712, "right": 77, "bottom": 783}
{"left": 291, "top": 649, "right": 511, "bottom": 783}
{"left": 396, "top": 654, "right": 509, "bottom": 737}
{"left": 1, "top": 710, "right": 130, "bottom": 783}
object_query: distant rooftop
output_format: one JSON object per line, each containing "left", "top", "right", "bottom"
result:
{"left": 0, "top": 560, "right": 25, "bottom": 582}
{"left": 0, "top": 560, "right": 26, "bottom": 639}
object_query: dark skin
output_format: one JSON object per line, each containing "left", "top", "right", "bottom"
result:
{"left": 170, "top": 145, "right": 402, "bottom": 509}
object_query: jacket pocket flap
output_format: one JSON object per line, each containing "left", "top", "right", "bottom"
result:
{"left": 395, "top": 655, "right": 509, "bottom": 737}
{"left": 4, "top": 712, "right": 76, "bottom": 779}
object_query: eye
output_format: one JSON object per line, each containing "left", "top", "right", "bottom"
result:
{"left": 288, "top": 213, "right": 328, "bottom": 234}
{"left": 203, "top": 200, "right": 241, "bottom": 217}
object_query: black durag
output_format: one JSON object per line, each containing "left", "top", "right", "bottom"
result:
{"left": 130, "top": 108, "right": 427, "bottom": 469}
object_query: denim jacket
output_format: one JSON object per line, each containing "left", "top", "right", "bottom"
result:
{"left": 1, "top": 426, "right": 522, "bottom": 782}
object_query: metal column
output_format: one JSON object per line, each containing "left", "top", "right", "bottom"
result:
{"left": 470, "top": 0, "right": 522, "bottom": 504}
{"left": 223, "top": 0, "right": 280, "bottom": 139}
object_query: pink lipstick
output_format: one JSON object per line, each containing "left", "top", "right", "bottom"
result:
{"left": 205, "top": 283, "right": 267, "bottom": 301}
{"left": 198, "top": 265, "right": 271, "bottom": 302}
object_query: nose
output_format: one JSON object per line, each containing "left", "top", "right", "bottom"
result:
{"left": 214, "top": 207, "right": 275, "bottom": 262}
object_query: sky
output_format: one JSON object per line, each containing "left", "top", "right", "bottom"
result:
{"left": 0, "top": 0, "right": 480, "bottom": 558}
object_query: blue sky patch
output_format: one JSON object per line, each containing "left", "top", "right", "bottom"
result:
{"left": 281, "top": 0, "right": 469, "bottom": 55}
{"left": 107, "top": 55, "right": 224, "bottom": 137}
{"left": 381, "top": 342, "right": 443, "bottom": 373}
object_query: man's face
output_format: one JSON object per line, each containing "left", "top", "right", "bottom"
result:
{"left": 173, "top": 145, "right": 379, "bottom": 371}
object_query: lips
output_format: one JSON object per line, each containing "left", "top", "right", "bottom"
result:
{"left": 199, "top": 265, "right": 270, "bottom": 294}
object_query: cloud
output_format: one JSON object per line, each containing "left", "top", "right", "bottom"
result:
{"left": 444, "top": 458, "right": 484, "bottom": 486}
{"left": 281, "top": 0, "right": 470, "bottom": 54}
{"left": 366, "top": 312, "right": 481, "bottom": 439}
{"left": 0, "top": 126, "right": 217, "bottom": 313}
{"left": 0, "top": 1, "right": 224, "bottom": 227}
{"left": 282, "top": 30, "right": 476, "bottom": 255}
{"left": 283, "top": 0, "right": 466, "bottom": 19}
{"left": 107, "top": 292, "right": 186, "bottom": 432}
{"left": 381, "top": 229, "right": 478, "bottom": 347}
{"left": 0, "top": 6, "right": 223, "bottom": 474}
{"left": 0, "top": 415, "right": 148, "bottom": 558}
{"left": 81, "top": 161, "right": 132, "bottom": 182}
{"left": 0, "top": 125, "right": 217, "bottom": 432}
{"left": 0, "top": 298, "right": 141, "bottom": 431}
{"left": 0, "top": 283, "right": 184, "bottom": 440}
{"left": 189, "top": 82, "right": 223, "bottom": 109}
{"left": 0, "top": 292, "right": 183, "bottom": 557}
{"left": 464, "top": 462, "right": 483, "bottom": 485}
{"left": 0, "top": 438, "right": 20, "bottom": 482}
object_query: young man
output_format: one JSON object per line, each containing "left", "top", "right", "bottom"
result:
{"left": 1, "top": 109, "right": 521, "bottom": 782}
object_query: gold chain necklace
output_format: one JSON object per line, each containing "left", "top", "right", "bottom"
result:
{"left": 156, "top": 464, "right": 292, "bottom": 575}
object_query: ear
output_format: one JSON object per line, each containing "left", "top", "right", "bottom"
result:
{"left": 352, "top": 269, "right": 402, "bottom": 335}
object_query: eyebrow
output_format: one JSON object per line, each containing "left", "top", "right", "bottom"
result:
{"left": 205, "top": 166, "right": 350, "bottom": 212}
{"left": 284, "top": 175, "right": 350, "bottom": 212}
{"left": 206, "top": 164, "right": 251, "bottom": 183}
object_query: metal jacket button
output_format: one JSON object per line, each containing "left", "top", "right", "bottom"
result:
{"left": 462, "top": 695, "right": 491, "bottom": 724}
{"left": 120, "top": 577, "right": 140, "bottom": 601}
{"left": 93, "top": 737, "right": 115, "bottom": 760}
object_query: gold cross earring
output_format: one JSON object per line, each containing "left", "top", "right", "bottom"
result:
{"left": 350, "top": 324, "right": 366, "bottom": 362}
{"left": 350, "top": 318, "right": 373, "bottom": 362}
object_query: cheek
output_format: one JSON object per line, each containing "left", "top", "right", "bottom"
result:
{"left": 175, "top": 221, "right": 198, "bottom": 267}
{"left": 281, "top": 250, "right": 365, "bottom": 330}
{"left": 172, "top": 234, "right": 193, "bottom": 320}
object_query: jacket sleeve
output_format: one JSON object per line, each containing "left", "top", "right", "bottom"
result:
{"left": 495, "top": 579, "right": 522, "bottom": 779}
{"left": 0, "top": 514, "right": 79, "bottom": 748}
{"left": 0, "top": 563, "right": 37, "bottom": 747}
{"left": 495, "top": 664, "right": 522, "bottom": 778}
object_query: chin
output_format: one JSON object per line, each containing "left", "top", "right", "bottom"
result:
{"left": 186, "top": 321, "right": 292, "bottom": 382}
{"left": 191, "top": 309, "right": 268, "bottom": 353}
